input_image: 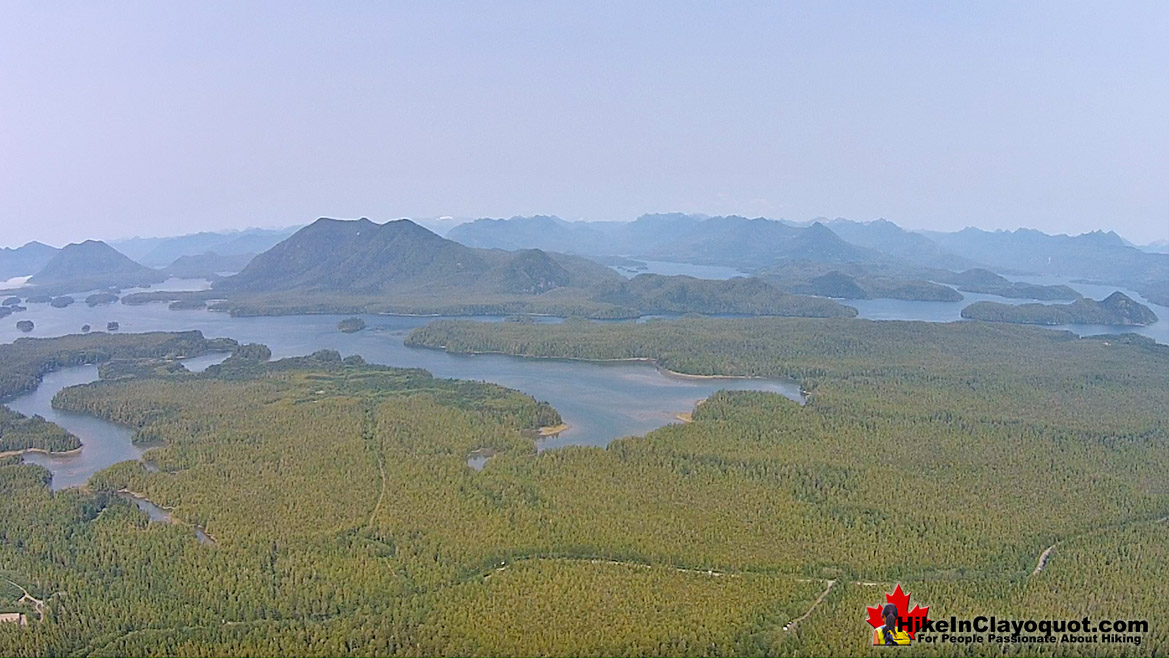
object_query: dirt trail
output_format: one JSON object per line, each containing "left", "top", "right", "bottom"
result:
{"left": 783, "top": 579, "right": 836, "bottom": 632}
{"left": 368, "top": 456, "right": 387, "bottom": 529}
{"left": 361, "top": 406, "right": 387, "bottom": 530}
{"left": 6, "top": 580, "right": 46, "bottom": 621}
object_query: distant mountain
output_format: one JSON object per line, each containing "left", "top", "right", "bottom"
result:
{"left": 408, "top": 216, "right": 474, "bottom": 236}
{"left": 27, "top": 240, "right": 167, "bottom": 292}
{"left": 645, "top": 218, "right": 878, "bottom": 268}
{"left": 112, "top": 227, "right": 300, "bottom": 267}
{"left": 0, "top": 242, "right": 58, "bottom": 281}
{"left": 1139, "top": 239, "right": 1169, "bottom": 254}
{"left": 164, "top": 252, "right": 256, "bottom": 279}
{"left": 449, "top": 213, "right": 889, "bottom": 270}
{"left": 449, "top": 216, "right": 613, "bottom": 254}
{"left": 926, "top": 227, "right": 1166, "bottom": 280}
{"left": 216, "top": 218, "right": 618, "bottom": 297}
{"left": 962, "top": 292, "right": 1158, "bottom": 326}
{"left": 821, "top": 218, "right": 977, "bottom": 270}
{"left": 202, "top": 217, "right": 857, "bottom": 319}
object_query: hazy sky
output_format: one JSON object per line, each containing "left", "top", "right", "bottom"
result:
{"left": 2, "top": 1, "right": 1167, "bottom": 247}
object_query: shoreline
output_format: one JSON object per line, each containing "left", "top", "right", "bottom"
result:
{"left": 417, "top": 345, "right": 781, "bottom": 382}
{"left": 537, "top": 423, "right": 570, "bottom": 436}
{"left": 0, "top": 445, "right": 83, "bottom": 459}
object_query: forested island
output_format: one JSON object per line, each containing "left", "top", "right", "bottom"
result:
{"left": 0, "top": 324, "right": 1164, "bottom": 655}
{"left": 337, "top": 317, "right": 366, "bottom": 333}
{"left": 929, "top": 268, "right": 1082, "bottom": 300}
{"left": 961, "top": 291, "right": 1158, "bottom": 326}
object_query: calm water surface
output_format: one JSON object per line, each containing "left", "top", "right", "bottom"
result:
{"left": 3, "top": 268, "right": 1162, "bottom": 490}
{"left": 2, "top": 285, "right": 801, "bottom": 488}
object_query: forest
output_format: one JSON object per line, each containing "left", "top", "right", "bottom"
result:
{"left": 0, "top": 331, "right": 237, "bottom": 455}
{"left": 0, "top": 321, "right": 1166, "bottom": 656}
{"left": 961, "top": 292, "right": 1158, "bottom": 327}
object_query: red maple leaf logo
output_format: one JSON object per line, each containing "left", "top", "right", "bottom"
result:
{"left": 866, "top": 584, "right": 930, "bottom": 640}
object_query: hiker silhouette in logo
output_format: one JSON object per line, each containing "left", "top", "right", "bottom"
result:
{"left": 872, "top": 603, "right": 911, "bottom": 645}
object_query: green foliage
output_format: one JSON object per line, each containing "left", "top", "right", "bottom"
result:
{"left": 0, "top": 407, "right": 78, "bottom": 454}
{"left": 0, "top": 331, "right": 237, "bottom": 456}
{"left": 0, "top": 321, "right": 1166, "bottom": 655}
{"left": 595, "top": 274, "right": 857, "bottom": 317}
{"left": 962, "top": 292, "right": 1158, "bottom": 326}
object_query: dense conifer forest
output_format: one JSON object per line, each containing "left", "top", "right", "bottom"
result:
{"left": 0, "top": 323, "right": 1165, "bottom": 655}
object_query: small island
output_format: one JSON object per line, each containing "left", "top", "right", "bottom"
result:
{"left": 107, "top": 321, "right": 120, "bottom": 331}
{"left": 25, "top": 294, "right": 51, "bottom": 304}
{"left": 2, "top": 296, "right": 21, "bottom": 305}
{"left": 169, "top": 299, "right": 208, "bottom": 310}
{"left": 16, "top": 320, "right": 34, "bottom": 332}
{"left": 81, "top": 324, "right": 91, "bottom": 333}
{"left": 85, "top": 292, "right": 119, "bottom": 307}
{"left": 50, "top": 295, "right": 75, "bottom": 308}
{"left": 961, "top": 291, "right": 1158, "bottom": 326}
{"left": 337, "top": 317, "right": 367, "bottom": 333}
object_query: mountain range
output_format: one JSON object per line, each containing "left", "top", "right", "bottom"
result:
{"left": 111, "top": 227, "right": 299, "bottom": 267}
{"left": 448, "top": 214, "right": 905, "bottom": 269}
{"left": 216, "top": 218, "right": 618, "bottom": 296}
{"left": 923, "top": 227, "right": 1167, "bottom": 304}
{"left": 449, "top": 214, "right": 1167, "bottom": 305}
{"left": 200, "top": 218, "right": 854, "bottom": 319}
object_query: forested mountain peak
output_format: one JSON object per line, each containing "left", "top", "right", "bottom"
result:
{"left": 28, "top": 240, "right": 165, "bottom": 290}
{"left": 216, "top": 217, "right": 619, "bottom": 298}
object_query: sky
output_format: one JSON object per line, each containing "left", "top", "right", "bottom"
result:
{"left": 1, "top": 1, "right": 1167, "bottom": 247}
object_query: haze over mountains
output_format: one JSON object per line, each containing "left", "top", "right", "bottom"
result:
{"left": 0, "top": 241, "right": 57, "bottom": 281}
{"left": 111, "top": 227, "right": 299, "bottom": 267}
{"left": 217, "top": 218, "right": 617, "bottom": 296}
{"left": 208, "top": 217, "right": 853, "bottom": 318}
{"left": 449, "top": 214, "right": 1168, "bottom": 306}
{"left": 0, "top": 213, "right": 1163, "bottom": 321}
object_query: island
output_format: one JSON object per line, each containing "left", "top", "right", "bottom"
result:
{"left": 926, "top": 268, "right": 1082, "bottom": 300}
{"left": 961, "top": 291, "right": 1158, "bottom": 326}
{"left": 2, "top": 296, "right": 20, "bottom": 306}
{"left": 756, "top": 263, "right": 963, "bottom": 302}
{"left": 107, "top": 321, "right": 120, "bottom": 331}
{"left": 15, "top": 320, "right": 33, "bottom": 332}
{"left": 168, "top": 299, "right": 207, "bottom": 310}
{"left": 49, "top": 296, "right": 75, "bottom": 308}
{"left": 85, "top": 292, "right": 119, "bottom": 307}
{"left": 337, "top": 317, "right": 366, "bottom": 333}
